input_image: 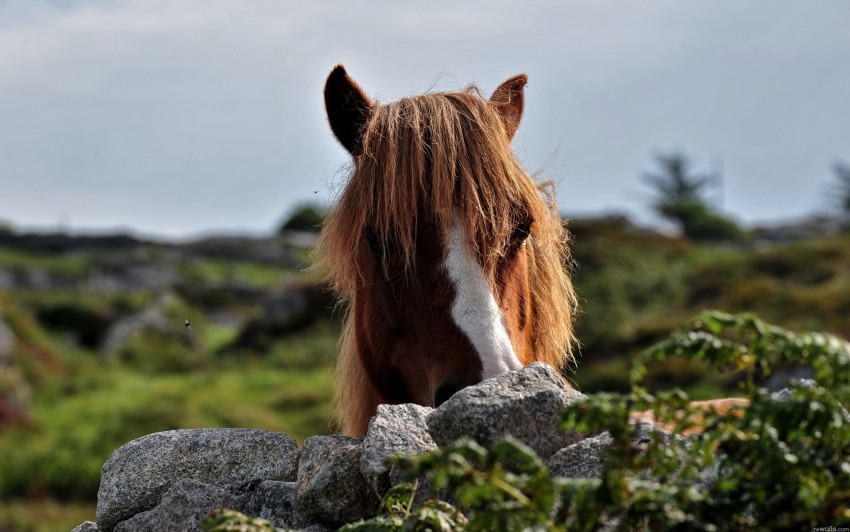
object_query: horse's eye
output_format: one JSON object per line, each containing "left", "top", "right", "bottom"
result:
{"left": 512, "top": 221, "right": 532, "bottom": 246}
{"left": 365, "top": 226, "right": 383, "bottom": 255}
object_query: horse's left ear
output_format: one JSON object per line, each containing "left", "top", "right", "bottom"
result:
{"left": 490, "top": 74, "right": 527, "bottom": 140}
{"left": 324, "top": 64, "right": 373, "bottom": 156}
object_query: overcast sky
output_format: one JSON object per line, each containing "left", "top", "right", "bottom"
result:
{"left": 0, "top": 0, "right": 847, "bottom": 239}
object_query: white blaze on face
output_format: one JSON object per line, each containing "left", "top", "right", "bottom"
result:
{"left": 444, "top": 216, "right": 523, "bottom": 380}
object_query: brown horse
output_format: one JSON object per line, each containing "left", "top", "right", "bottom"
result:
{"left": 318, "top": 65, "right": 579, "bottom": 436}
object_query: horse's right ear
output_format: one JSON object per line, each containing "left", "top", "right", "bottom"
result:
{"left": 490, "top": 74, "right": 527, "bottom": 140}
{"left": 324, "top": 65, "right": 373, "bottom": 156}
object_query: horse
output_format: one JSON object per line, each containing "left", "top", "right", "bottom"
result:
{"left": 317, "top": 65, "right": 579, "bottom": 436}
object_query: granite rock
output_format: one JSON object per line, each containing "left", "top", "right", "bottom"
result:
{"left": 296, "top": 435, "right": 379, "bottom": 526}
{"left": 71, "top": 522, "right": 101, "bottom": 532}
{"left": 229, "top": 480, "right": 302, "bottom": 529}
{"left": 361, "top": 403, "right": 437, "bottom": 497}
{"left": 547, "top": 432, "right": 613, "bottom": 479}
{"left": 96, "top": 428, "right": 299, "bottom": 531}
{"left": 426, "top": 362, "right": 585, "bottom": 458}
{"left": 112, "top": 478, "right": 229, "bottom": 532}
{"left": 546, "top": 422, "right": 678, "bottom": 480}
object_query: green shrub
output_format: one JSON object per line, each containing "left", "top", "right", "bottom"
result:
{"left": 344, "top": 311, "right": 850, "bottom": 530}
{"left": 659, "top": 200, "right": 745, "bottom": 243}
{"left": 279, "top": 203, "right": 327, "bottom": 233}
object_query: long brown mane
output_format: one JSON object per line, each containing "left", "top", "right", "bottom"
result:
{"left": 317, "top": 84, "right": 579, "bottom": 435}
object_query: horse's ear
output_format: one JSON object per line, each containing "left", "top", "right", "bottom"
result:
{"left": 490, "top": 74, "right": 527, "bottom": 140}
{"left": 324, "top": 65, "right": 373, "bottom": 156}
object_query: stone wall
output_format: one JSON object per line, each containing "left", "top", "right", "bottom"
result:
{"left": 72, "top": 363, "right": 663, "bottom": 532}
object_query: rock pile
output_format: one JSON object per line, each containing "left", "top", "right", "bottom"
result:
{"left": 71, "top": 363, "right": 653, "bottom": 532}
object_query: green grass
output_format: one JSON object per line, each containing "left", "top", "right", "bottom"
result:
{"left": 177, "top": 259, "right": 294, "bottom": 287}
{"left": 0, "top": 238, "right": 336, "bottom": 530}
{"left": 0, "top": 499, "right": 96, "bottom": 532}
{"left": 0, "top": 364, "right": 335, "bottom": 500}
{"left": 571, "top": 224, "right": 850, "bottom": 393}
{"left": 202, "top": 322, "right": 241, "bottom": 351}
{"left": 0, "top": 282, "right": 338, "bottom": 532}
{"left": 0, "top": 247, "right": 90, "bottom": 278}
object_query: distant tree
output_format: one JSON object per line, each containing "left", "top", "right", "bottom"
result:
{"left": 830, "top": 161, "right": 850, "bottom": 228}
{"left": 279, "top": 203, "right": 327, "bottom": 233}
{"left": 643, "top": 152, "right": 714, "bottom": 204}
{"left": 643, "top": 151, "right": 744, "bottom": 242}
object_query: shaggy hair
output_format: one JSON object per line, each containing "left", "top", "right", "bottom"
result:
{"left": 316, "top": 86, "right": 579, "bottom": 435}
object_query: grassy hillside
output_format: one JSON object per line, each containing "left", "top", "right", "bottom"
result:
{"left": 569, "top": 217, "right": 850, "bottom": 395}
{"left": 0, "top": 234, "right": 337, "bottom": 531}
{"left": 1, "top": 220, "right": 848, "bottom": 531}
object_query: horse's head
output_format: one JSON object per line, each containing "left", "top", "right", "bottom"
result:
{"left": 319, "top": 65, "right": 577, "bottom": 435}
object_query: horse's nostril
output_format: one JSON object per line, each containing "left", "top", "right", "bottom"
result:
{"left": 434, "top": 382, "right": 459, "bottom": 408}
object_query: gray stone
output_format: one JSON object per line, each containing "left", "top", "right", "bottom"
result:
{"left": 71, "top": 522, "right": 101, "bottom": 532}
{"left": 229, "top": 480, "right": 301, "bottom": 529}
{"left": 772, "top": 379, "right": 850, "bottom": 423}
{"left": 766, "top": 366, "right": 815, "bottom": 392}
{"left": 296, "top": 435, "right": 379, "bottom": 527}
{"left": 548, "top": 423, "right": 679, "bottom": 480}
{"left": 96, "top": 428, "right": 299, "bottom": 532}
{"left": 547, "top": 432, "right": 613, "bottom": 479}
{"left": 426, "top": 362, "right": 585, "bottom": 458}
{"left": 113, "top": 478, "right": 230, "bottom": 532}
{"left": 772, "top": 378, "right": 817, "bottom": 400}
{"left": 361, "top": 403, "right": 437, "bottom": 497}
{"left": 630, "top": 421, "right": 678, "bottom": 447}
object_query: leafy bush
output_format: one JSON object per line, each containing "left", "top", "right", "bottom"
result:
{"left": 344, "top": 438, "right": 559, "bottom": 531}
{"left": 658, "top": 201, "right": 745, "bottom": 242}
{"left": 279, "top": 203, "right": 327, "bottom": 233}
{"left": 342, "top": 311, "right": 850, "bottom": 530}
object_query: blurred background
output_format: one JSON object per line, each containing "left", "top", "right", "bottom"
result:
{"left": 1, "top": 1, "right": 848, "bottom": 530}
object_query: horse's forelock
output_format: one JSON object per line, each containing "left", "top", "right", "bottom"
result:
{"left": 320, "top": 91, "right": 531, "bottom": 286}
